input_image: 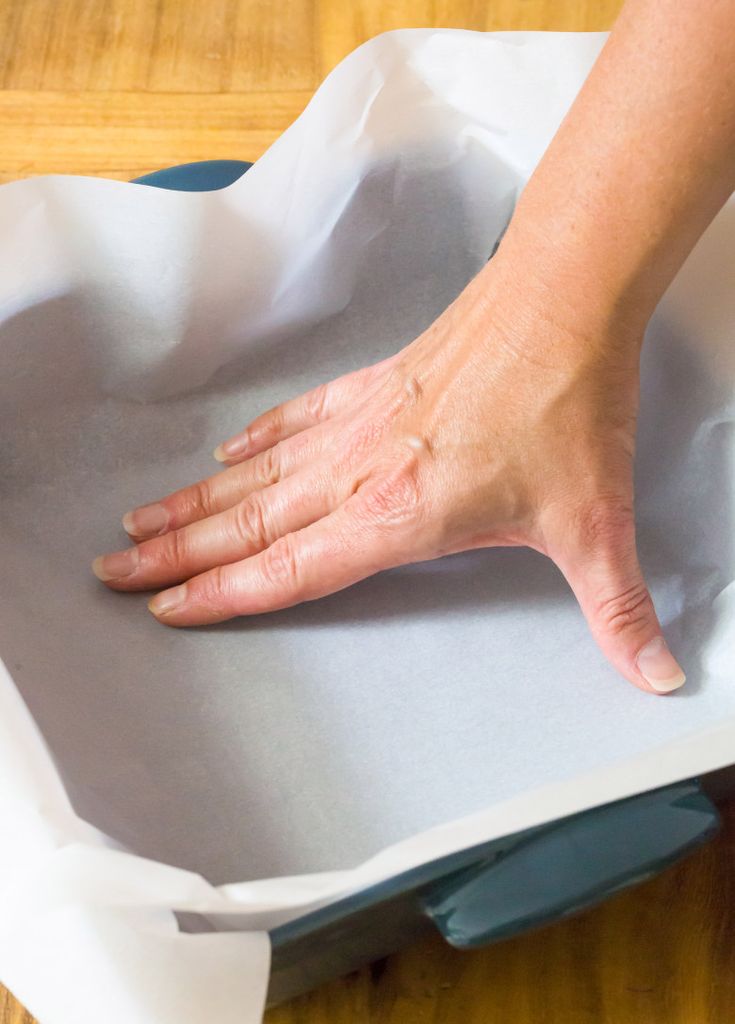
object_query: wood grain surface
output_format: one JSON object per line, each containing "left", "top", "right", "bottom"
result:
{"left": 2, "top": 1, "right": 732, "bottom": 1021}
{"left": 0, "top": 0, "right": 624, "bottom": 182}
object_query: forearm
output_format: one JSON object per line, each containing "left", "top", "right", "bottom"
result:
{"left": 493, "top": 0, "right": 735, "bottom": 339}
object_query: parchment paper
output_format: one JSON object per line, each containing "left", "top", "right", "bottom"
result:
{"left": 0, "top": 29, "right": 733, "bottom": 1024}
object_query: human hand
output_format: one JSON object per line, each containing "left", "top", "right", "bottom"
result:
{"left": 92, "top": 255, "right": 685, "bottom": 695}
{"left": 90, "top": 0, "right": 735, "bottom": 699}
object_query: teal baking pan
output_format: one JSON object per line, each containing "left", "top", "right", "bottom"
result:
{"left": 133, "top": 160, "right": 721, "bottom": 1006}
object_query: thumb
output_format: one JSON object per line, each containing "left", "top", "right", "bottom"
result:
{"left": 555, "top": 502, "right": 686, "bottom": 695}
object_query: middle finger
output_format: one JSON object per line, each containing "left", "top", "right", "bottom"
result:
{"left": 94, "top": 464, "right": 340, "bottom": 591}
{"left": 122, "top": 424, "right": 330, "bottom": 542}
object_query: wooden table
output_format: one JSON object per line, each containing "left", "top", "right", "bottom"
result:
{"left": 2, "top": 1, "right": 733, "bottom": 1021}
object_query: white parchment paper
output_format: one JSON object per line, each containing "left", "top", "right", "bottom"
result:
{"left": 0, "top": 29, "right": 733, "bottom": 1024}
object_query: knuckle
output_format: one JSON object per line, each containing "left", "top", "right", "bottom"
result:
{"left": 340, "top": 421, "right": 385, "bottom": 467}
{"left": 402, "top": 431, "right": 432, "bottom": 456}
{"left": 402, "top": 371, "right": 424, "bottom": 404}
{"left": 594, "top": 581, "right": 652, "bottom": 637}
{"left": 260, "top": 534, "right": 301, "bottom": 591}
{"left": 267, "top": 404, "right": 285, "bottom": 438}
{"left": 386, "top": 365, "right": 424, "bottom": 411}
{"left": 304, "top": 382, "right": 330, "bottom": 422}
{"left": 232, "top": 496, "right": 270, "bottom": 551}
{"left": 357, "top": 457, "right": 422, "bottom": 529}
{"left": 255, "top": 443, "right": 282, "bottom": 488}
{"left": 196, "top": 564, "right": 235, "bottom": 618}
{"left": 155, "top": 527, "right": 189, "bottom": 571}
{"left": 182, "top": 478, "right": 217, "bottom": 520}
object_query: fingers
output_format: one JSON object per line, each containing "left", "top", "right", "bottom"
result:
{"left": 146, "top": 489, "right": 401, "bottom": 626}
{"left": 554, "top": 501, "right": 685, "bottom": 695}
{"left": 94, "top": 468, "right": 338, "bottom": 591}
{"left": 213, "top": 356, "right": 398, "bottom": 465}
{"left": 122, "top": 426, "right": 327, "bottom": 542}
{"left": 122, "top": 358, "right": 401, "bottom": 544}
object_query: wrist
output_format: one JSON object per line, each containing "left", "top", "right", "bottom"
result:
{"left": 488, "top": 211, "right": 652, "bottom": 353}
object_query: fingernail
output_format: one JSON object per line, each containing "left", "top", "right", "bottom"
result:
{"left": 213, "top": 433, "right": 249, "bottom": 462}
{"left": 122, "top": 502, "right": 168, "bottom": 538}
{"left": 636, "top": 636, "right": 686, "bottom": 693}
{"left": 148, "top": 584, "right": 187, "bottom": 617}
{"left": 92, "top": 546, "right": 140, "bottom": 582}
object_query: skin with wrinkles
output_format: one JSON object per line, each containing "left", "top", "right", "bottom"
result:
{"left": 93, "top": 0, "right": 735, "bottom": 695}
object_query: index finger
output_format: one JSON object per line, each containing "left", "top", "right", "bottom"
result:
{"left": 213, "top": 355, "right": 398, "bottom": 465}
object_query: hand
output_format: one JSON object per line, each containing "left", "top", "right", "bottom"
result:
{"left": 92, "top": 257, "right": 685, "bottom": 695}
